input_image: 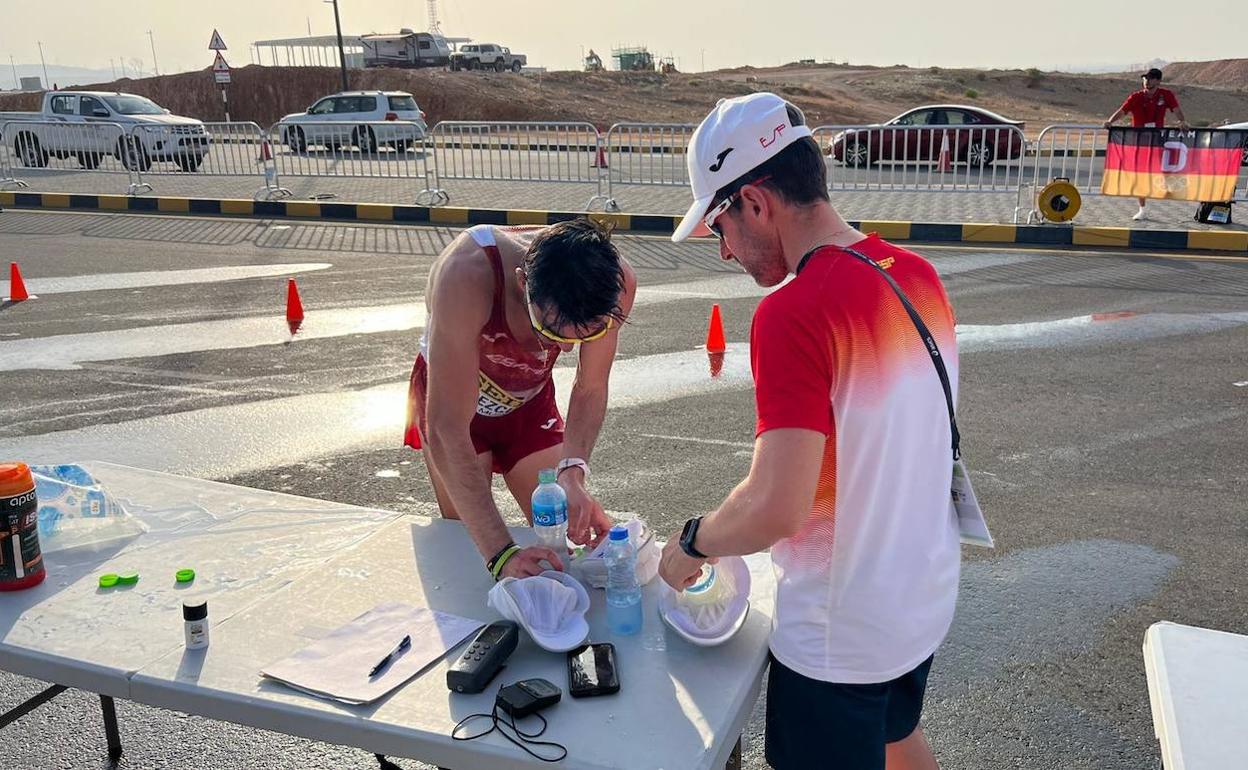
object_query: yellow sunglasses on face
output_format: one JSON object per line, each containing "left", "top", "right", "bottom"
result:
{"left": 525, "top": 283, "right": 614, "bottom": 344}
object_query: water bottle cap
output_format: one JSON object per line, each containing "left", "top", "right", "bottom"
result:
{"left": 609, "top": 526, "right": 629, "bottom": 541}
{"left": 538, "top": 468, "right": 557, "bottom": 484}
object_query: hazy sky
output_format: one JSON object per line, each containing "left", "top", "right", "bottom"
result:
{"left": 1, "top": 0, "right": 1244, "bottom": 78}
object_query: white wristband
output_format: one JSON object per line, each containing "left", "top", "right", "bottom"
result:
{"left": 556, "top": 457, "right": 589, "bottom": 480}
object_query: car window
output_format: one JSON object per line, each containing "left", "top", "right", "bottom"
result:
{"left": 482, "top": 45, "right": 495, "bottom": 53}
{"left": 357, "top": 96, "right": 377, "bottom": 112}
{"left": 310, "top": 99, "right": 334, "bottom": 115}
{"left": 79, "top": 96, "right": 106, "bottom": 116}
{"left": 388, "top": 95, "right": 419, "bottom": 112}
{"left": 942, "top": 111, "right": 973, "bottom": 125}
{"left": 101, "top": 95, "right": 164, "bottom": 115}
{"left": 418, "top": 40, "right": 431, "bottom": 50}
{"left": 904, "top": 110, "right": 936, "bottom": 126}
{"left": 50, "top": 95, "right": 76, "bottom": 115}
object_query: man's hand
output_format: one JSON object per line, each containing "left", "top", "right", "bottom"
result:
{"left": 560, "top": 473, "right": 612, "bottom": 547}
{"left": 659, "top": 537, "right": 712, "bottom": 591}
{"left": 498, "top": 545, "right": 564, "bottom": 579}
{"left": 1102, "top": 120, "right": 1114, "bottom": 129}
{"left": 1179, "top": 120, "right": 1191, "bottom": 131}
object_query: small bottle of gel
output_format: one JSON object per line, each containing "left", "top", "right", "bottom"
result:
{"left": 183, "top": 600, "right": 209, "bottom": 649}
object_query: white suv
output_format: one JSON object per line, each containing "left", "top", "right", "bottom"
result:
{"left": 278, "top": 91, "right": 428, "bottom": 153}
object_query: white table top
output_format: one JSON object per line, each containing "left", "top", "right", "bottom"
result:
{"left": 1, "top": 464, "right": 777, "bottom": 769}
{"left": 1143, "top": 621, "right": 1248, "bottom": 770}
{"left": 0, "top": 463, "right": 397, "bottom": 696}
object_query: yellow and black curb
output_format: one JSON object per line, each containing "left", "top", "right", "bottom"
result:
{"left": 2, "top": 190, "right": 1245, "bottom": 254}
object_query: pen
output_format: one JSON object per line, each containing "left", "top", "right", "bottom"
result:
{"left": 368, "top": 634, "right": 412, "bottom": 678}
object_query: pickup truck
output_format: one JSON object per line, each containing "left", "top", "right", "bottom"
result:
{"left": 449, "top": 44, "right": 527, "bottom": 73}
{"left": 0, "top": 91, "right": 209, "bottom": 171}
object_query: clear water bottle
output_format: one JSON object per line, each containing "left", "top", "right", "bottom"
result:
{"left": 531, "top": 469, "right": 568, "bottom": 553}
{"left": 605, "top": 526, "right": 643, "bottom": 635}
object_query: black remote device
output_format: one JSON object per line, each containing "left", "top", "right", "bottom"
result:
{"left": 446, "top": 620, "right": 519, "bottom": 693}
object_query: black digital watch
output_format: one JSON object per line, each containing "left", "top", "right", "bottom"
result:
{"left": 679, "top": 516, "right": 707, "bottom": 559}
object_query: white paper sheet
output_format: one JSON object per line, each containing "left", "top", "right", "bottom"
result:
{"left": 260, "top": 602, "right": 483, "bottom": 705}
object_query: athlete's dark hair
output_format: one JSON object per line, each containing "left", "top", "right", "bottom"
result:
{"left": 709, "top": 102, "right": 830, "bottom": 215}
{"left": 525, "top": 218, "right": 626, "bottom": 331}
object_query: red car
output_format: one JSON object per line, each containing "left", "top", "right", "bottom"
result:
{"left": 829, "top": 105, "right": 1025, "bottom": 167}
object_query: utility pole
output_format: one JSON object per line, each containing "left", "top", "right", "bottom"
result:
{"left": 110, "top": 58, "right": 117, "bottom": 79}
{"left": 10, "top": 55, "right": 18, "bottom": 90}
{"left": 701, "top": 49, "right": 706, "bottom": 73}
{"left": 36, "top": 41, "right": 49, "bottom": 89}
{"left": 147, "top": 31, "right": 159, "bottom": 76}
{"left": 326, "top": 0, "right": 349, "bottom": 92}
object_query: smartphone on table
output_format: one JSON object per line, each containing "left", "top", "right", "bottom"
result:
{"left": 567, "top": 642, "right": 620, "bottom": 698}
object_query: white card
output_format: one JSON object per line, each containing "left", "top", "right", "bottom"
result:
{"left": 952, "top": 459, "right": 994, "bottom": 548}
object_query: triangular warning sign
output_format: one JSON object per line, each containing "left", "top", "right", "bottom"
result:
{"left": 212, "top": 51, "right": 230, "bottom": 72}
{"left": 208, "top": 29, "right": 227, "bottom": 51}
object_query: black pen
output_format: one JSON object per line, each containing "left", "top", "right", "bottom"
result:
{"left": 368, "top": 634, "right": 412, "bottom": 678}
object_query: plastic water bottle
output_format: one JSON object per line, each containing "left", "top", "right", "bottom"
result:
{"left": 531, "top": 469, "right": 568, "bottom": 553}
{"left": 605, "top": 526, "right": 643, "bottom": 635}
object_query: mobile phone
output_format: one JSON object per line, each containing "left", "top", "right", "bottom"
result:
{"left": 567, "top": 642, "right": 620, "bottom": 698}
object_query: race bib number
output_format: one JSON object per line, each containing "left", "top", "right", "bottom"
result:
{"left": 476, "top": 371, "right": 527, "bottom": 417}
{"left": 952, "top": 459, "right": 994, "bottom": 548}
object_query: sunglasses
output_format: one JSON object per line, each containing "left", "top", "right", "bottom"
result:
{"left": 525, "top": 282, "right": 614, "bottom": 345}
{"left": 703, "top": 175, "right": 772, "bottom": 239}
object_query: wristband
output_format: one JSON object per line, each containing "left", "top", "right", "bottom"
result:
{"left": 487, "top": 542, "right": 521, "bottom": 580}
{"left": 556, "top": 457, "right": 589, "bottom": 480}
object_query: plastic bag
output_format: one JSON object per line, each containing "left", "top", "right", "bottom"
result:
{"left": 30, "top": 464, "right": 147, "bottom": 553}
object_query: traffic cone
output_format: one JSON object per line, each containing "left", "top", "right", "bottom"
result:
{"left": 286, "top": 278, "right": 304, "bottom": 334}
{"left": 708, "top": 351, "right": 725, "bottom": 378}
{"left": 705, "top": 304, "right": 726, "bottom": 354}
{"left": 7, "top": 262, "right": 30, "bottom": 302}
{"left": 258, "top": 140, "right": 273, "bottom": 164}
{"left": 590, "top": 145, "right": 609, "bottom": 169}
{"left": 937, "top": 132, "right": 953, "bottom": 173}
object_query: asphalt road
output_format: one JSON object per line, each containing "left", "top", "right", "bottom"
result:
{"left": 1, "top": 208, "right": 1247, "bottom": 769}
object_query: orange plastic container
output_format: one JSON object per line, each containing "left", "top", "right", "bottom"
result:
{"left": 0, "top": 462, "right": 46, "bottom": 591}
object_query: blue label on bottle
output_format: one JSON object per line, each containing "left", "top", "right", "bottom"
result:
{"left": 532, "top": 502, "right": 567, "bottom": 528}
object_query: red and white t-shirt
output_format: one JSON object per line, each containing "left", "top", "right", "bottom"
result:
{"left": 751, "top": 235, "right": 961, "bottom": 684}
{"left": 1121, "top": 88, "right": 1179, "bottom": 128}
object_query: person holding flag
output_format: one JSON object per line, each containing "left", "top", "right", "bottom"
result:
{"left": 1104, "top": 67, "right": 1190, "bottom": 220}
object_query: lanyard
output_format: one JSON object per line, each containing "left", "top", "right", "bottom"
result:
{"left": 797, "top": 246, "right": 961, "bottom": 460}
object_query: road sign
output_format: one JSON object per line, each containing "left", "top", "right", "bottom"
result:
{"left": 208, "top": 29, "right": 227, "bottom": 51}
{"left": 213, "top": 51, "right": 231, "bottom": 84}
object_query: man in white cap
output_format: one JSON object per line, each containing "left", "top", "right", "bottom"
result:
{"left": 658, "top": 93, "right": 961, "bottom": 769}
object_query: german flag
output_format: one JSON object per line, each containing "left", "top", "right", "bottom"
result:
{"left": 1102, "top": 128, "right": 1245, "bottom": 202}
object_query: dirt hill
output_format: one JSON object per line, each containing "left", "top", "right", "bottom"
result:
{"left": 1154, "top": 59, "right": 1248, "bottom": 91}
{"left": 3, "top": 61, "right": 1247, "bottom": 136}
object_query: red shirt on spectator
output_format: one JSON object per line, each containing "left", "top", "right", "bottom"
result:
{"left": 1121, "top": 88, "right": 1179, "bottom": 128}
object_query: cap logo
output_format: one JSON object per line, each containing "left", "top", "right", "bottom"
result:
{"left": 759, "top": 124, "right": 786, "bottom": 148}
{"left": 708, "top": 147, "right": 734, "bottom": 172}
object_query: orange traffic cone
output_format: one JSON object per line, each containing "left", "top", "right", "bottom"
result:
{"left": 708, "top": 351, "right": 725, "bottom": 378}
{"left": 286, "top": 278, "right": 304, "bottom": 334}
{"left": 258, "top": 140, "right": 273, "bottom": 163}
{"left": 7, "top": 262, "right": 30, "bottom": 302}
{"left": 590, "top": 145, "right": 609, "bottom": 169}
{"left": 705, "top": 304, "right": 726, "bottom": 354}
{"left": 937, "top": 132, "right": 953, "bottom": 173}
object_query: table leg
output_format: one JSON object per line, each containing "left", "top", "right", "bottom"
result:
{"left": 725, "top": 735, "right": 743, "bottom": 770}
{"left": 375, "top": 753, "right": 451, "bottom": 770}
{"left": 0, "top": 684, "right": 68, "bottom": 729}
{"left": 100, "top": 695, "right": 123, "bottom": 761}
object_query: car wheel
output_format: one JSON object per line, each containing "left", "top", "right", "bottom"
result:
{"left": 174, "top": 153, "right": 204, "bottom": 172}
{"left": 450, "top": 61, "right": 460, "bottom": 72}
{"left": 393, "top": 140, "right": 410, "bottom": 153}
{"left": 286, "top": 126, "right": 307, "bottom": 153}
{"left": 116, "top": 137, "right": 151, "bottom": 171}
{"left": 966, "top": 141, "right": 995, "bottom": 167}
{"left": 467, "top": 60, "right": 478, "bottom": 71}
{"left": 844, "top": 140, "right": 871, "bottom": 168}
{"left": 494, "top": 60, "right": 505, "bottom": 73}
{"left": 511, "top": 60, "right": 522, "bottom": 73}
{"left": 15, "top": 133, "right": 48, "bottom": 168}
{"left": 353, "top": 126, "right": 377, "bottom": 154}
{"left": 76, "top": 151, "right": 102, "bottom": 169}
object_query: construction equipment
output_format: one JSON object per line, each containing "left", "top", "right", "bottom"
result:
{"left": 584, "top": 49, "right": 603, "bottom": 72}
{"left": 613, "top": 46, "right": 655, "bottom": 72}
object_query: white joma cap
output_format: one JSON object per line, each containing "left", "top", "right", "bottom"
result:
{"left": 672, "top": 92, "right": 813, "bottom": 242}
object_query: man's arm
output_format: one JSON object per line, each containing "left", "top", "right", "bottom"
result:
{"left": 424, "top": 244, "right": 560, "bottom": 574}
{"left": 1171, "top": 94, "right": 1189, "bottom": 129}
{"left": 559, "top": 263, "right": 638, "bottom": 543}
{"left": 1103, "top": 106, "right": 1125, "bottom": 129}
{"left": 659, "top": 428, "right": 825, "bottom": 589}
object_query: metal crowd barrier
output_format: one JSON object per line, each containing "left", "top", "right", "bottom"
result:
{"left": 270, "top": 119, "right": 436, "bottom": 204}
{"left": 813, "top": 124, "right": 1029, "bottom": 194}
{"left": 0, "top": 119, "right": 138, "bottom": 193}
{"left": 128, "top": 121, "right": 289, "bottom": 200}
{"left": 423, "top": 121, "right": 608, "bottom": 210}
{"left": 600, "top": 123, "right": 696, "bottom": 212}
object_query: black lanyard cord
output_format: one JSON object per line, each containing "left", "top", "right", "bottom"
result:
{"left": 452, "top": 706, "right": 569, "bottom": 763}
{"left": 798, "top": 245, "right": 961, "bottom": 460}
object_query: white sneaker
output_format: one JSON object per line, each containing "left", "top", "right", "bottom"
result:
{"left": 1132, "top": 208, "right": 1147, "bottom": 221}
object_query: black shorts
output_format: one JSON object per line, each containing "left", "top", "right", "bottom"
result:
{"left": 765, "top": 653, "right": 934, "bottom": 770}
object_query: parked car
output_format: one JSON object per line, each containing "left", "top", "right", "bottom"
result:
{"left": 0, "top": 91, "right": 208, "bottom": 171}
{"left": 450, "top": 43, "right": 527, "bottom": 73}
{"left": 361, "top": 30, "right": 452, "bottom": 69}
{"left": 1220, "top": 121, "right": 1248, "bottom": 166}
{"left": 829, "top": 105, "right": 1025, "bottom": 167}
{"left": 278, "top": 91, "right": 428, "bottom": 153}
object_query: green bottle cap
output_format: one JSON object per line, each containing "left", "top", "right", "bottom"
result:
{"left": 98, "top": 573, "right": 119, "bottom": 588}
{"left": 117, "top": 571, "right": 139, "bottom": 585}
{"left": 175, "top": 569, "right": 196, "bottom": 583}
